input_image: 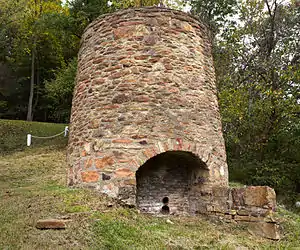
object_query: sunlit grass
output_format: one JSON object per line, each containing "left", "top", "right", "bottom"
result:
{"left": 0, "top": 120, "right": 300, "bottom": 249}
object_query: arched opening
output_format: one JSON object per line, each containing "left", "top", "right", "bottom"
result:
{"left": 136, "top": 151, "right": 209, "bottom": 214}
{"left": 162, "top": 197, "right": 169, "bottom": 204}
{"left": 161, "top": 205, "right": 170, "bottom": 214}
{"left": 161, "top": 197, "right": 170, "bottom": 214}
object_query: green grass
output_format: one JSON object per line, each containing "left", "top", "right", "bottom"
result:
{"left": 0, "top": 119, "right": 68, "bottom": 154}
{"left": 1, "top": 119, "right": 300, "bottom": 249}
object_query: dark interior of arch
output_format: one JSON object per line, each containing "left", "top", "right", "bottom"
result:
{"left": 136, "top": 151, "right": 209, "bottom": 215}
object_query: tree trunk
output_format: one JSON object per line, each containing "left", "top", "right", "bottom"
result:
{"left": 27, "top": 46, "right": 35, "bottom": 121}
{"left": 33, "top": 56, "right": 39, "bottom": 119}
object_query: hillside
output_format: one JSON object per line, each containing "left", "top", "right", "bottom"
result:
{"left": 0, "top": 119, "right": 300, "bottom": 249}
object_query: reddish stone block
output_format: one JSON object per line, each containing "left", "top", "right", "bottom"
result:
{"left": 81, "top": 171, "right": 99, "bottom": 182}
{"left": 134, "top": 95, "right": 150, "bottom": 102}
{"left": 113, "top": 26, "right": 136, "bottom": 39}
{"left": 109, "top": 71, "right": 123, "bottom": 79}
{"left": 131, "top": 134, "right": 147, "bottom": 139}
{"left": 115, "top": 168, "right": 135, "bottom": 178}
{"left": 104, "top": 65, "right": 122, "bottom": 72}
{"left": 92, "top": 78, "right": 105, "bottom": 85}
{"left": 118, "top": 158, "right": 131, "bottom": 163}
{"left": 149, "top": 58, "right": 160, "bottom": 63}
{"left": 176, "top": 138, "right": 183, "bottom": 150}
{"left": 95, "top": 156, "right": 114, "bottom": 169}
{"left": 103, "top": 104, "right": 120, "bottom": 109}
{"left": 112, "top": 139, "right": 132, "bottom": 144}
{"left": 81, "top": 150, "right": 87, "bottom": 157}
{"left": 36, "top": 219, "right": 66, "bottom": 229}
{"left": 120, "top": 59, "right": 133, "bottom": 67}
{"left": 93, "top": 57, "right": 105, "bottom": 64}
{"left": 130, "top": 159, "right": 139, "bottom": 168}
{"left": 143, "top": 148, "right": 156, "bottom": 159}
{"left": 163, "top": 142, "right": 169, "bottom": 151}
{"left": 247, "top": 222, "right": 280, "bottom": 240}
{"left": 134, "top": 55, "right": 149, "bottom": 60}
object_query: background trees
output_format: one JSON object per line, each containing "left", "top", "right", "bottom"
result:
{"left": 0, "top": 0, "right": 79, "bottom": 121}
{"left": 215, "top": 0, "right": 300, "bottom": 203}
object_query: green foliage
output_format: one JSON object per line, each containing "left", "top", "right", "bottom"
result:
{"left": 191, "top": 0, "right": 237, "bottom": 35}
{"left": 215, "top": 0, "right": 300, "bottom": 205}
{"left": 69, "top": 0, "right": 113, "bottom": 35}
{"left": 0, "top": 0, "right": 80, "bottom": 121}
{"left": 45, "top": 57, "right": 77, "bottom": 123}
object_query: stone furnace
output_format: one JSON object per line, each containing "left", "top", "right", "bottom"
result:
{"left": 67, "top": 7, "right": 229, "bottom": 215}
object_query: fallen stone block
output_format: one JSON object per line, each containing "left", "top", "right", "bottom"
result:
{"left": 36, "top": 219, "right": 67, "bottom": 230}
{"left": 247, "top": 222, "right": 280, "bottom": 240}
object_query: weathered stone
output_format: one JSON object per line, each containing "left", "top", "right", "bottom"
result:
{"left": 123, "top": 179, "right": 136, "bottom": 185}
{"left": 247, "top": 222, "right": 280, "bottom": 240}
{"left": 234, "top": 215, "right": 264, "bottom": 222}
{"left": 112, "top": 94, "right": 131, "bottom": 104}
{"left": 115, "top": 168, "right": 135, "bottom": 178}
{"left": 113, "top": 26, "right": 136, "bottom": 39}
{"left": 81, "top": 171, "right": 99, "bottom": 183}
{"left": 236, "top": 209, "right": 250, "bottom": 216}
{"left": 36, "top": 219, "right": 67, "bottom": 229}
{"left": 112, "top": 139, "right": 132, "bottom": 144}
{"left": 95, "top": 156, "right": 114, "bottom": 169}
{"left": 244, "top": 186, "right": 276, "bottom": 209}
{"left": 231, "top": 188, "right": 246, "bottom": 207}
{"left": 102, "top": 173, "right": 111, "bottom": 180}
{"left": 84, "top": 158, "right": 93, "bottom": 169}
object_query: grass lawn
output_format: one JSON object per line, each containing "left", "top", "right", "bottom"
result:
{"left": 1, "top": 119, "right": 300, "bottom": 249}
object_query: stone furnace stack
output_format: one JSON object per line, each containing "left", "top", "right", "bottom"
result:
{"left": 67, "top": 9, "right": 278, "bottom": 238}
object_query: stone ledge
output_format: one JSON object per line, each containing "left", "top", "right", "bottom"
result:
{"left": 85, "top": 7, "right": 208, "bottom": 35}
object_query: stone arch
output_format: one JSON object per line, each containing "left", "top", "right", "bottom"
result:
{"left": 132, "top": 138, "right": 212, "bottom": 172}
{"left": 135, "top": 150, "right": 210, "bottom": 214}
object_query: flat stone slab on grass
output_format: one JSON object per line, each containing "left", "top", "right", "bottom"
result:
{"left": 36, "top": 219, "right": 68, "bottom": 230}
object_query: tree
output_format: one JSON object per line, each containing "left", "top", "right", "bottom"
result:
{"left": 22, "top": 0, "right": 70, "bottom": 121}
{"left": 45, "top": 58, "right": 77, "bottom": 122}
{"left": 214, "top": 0, "right": 300, "bottom": 201}
{"left": 0, "top": 0, "right": 79, "bottom": 121}
{"left": 190, "top": 0, "right": 237, "bottom": 36}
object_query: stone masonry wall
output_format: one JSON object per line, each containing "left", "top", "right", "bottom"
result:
{"left": 67, "top": 7, "right": 228, "bottom": 207}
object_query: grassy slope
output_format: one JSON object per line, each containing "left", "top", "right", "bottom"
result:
{"left": 0, "top": 119, "right": 68, "bottom": 154}
{"left": 0, "top": 119, "right": 300, "bottom": 249}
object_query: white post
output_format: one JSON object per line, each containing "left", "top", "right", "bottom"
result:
{"left": 27, "top": 134, "right": 32, "bottom": 146}
{"left": 64, "top": 126, "right": 69, "bottom": 137}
